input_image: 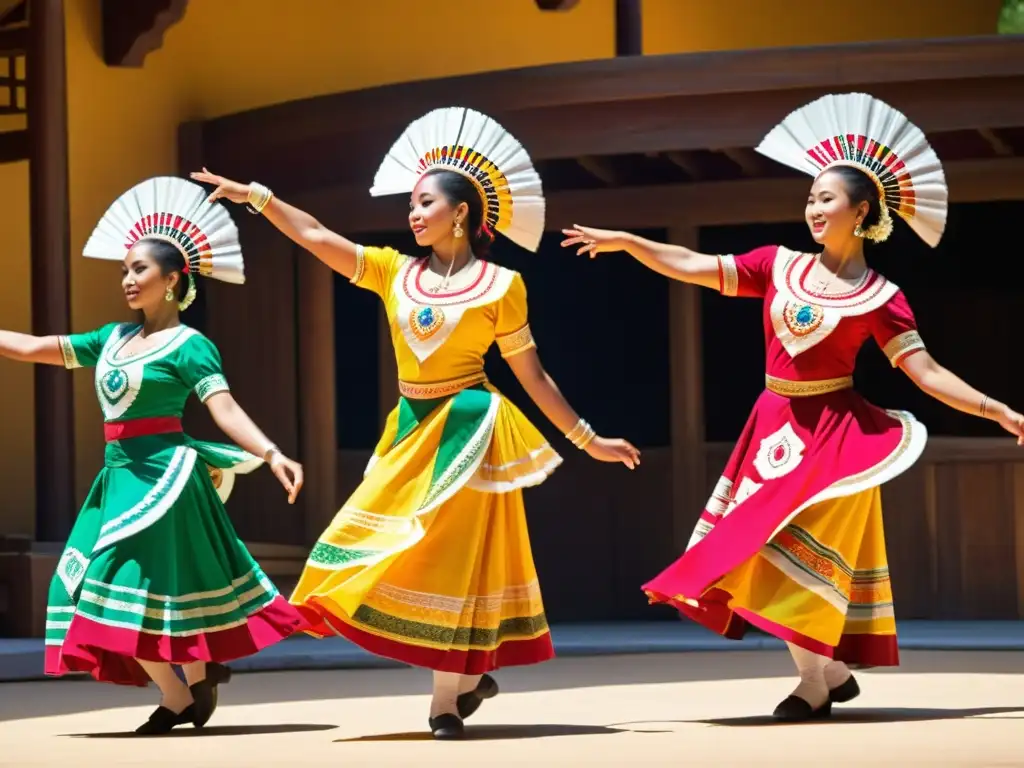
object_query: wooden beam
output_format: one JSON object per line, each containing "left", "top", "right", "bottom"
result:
{"left": 202, "top": 36, "right": 1024, "bottom": 152}
{"left": 665, "top": 151, "right": 703, "bottom": 180}
{"left": 289, "top": 157, "right": 1024, "bottom": 234}
{"left": 978, "top": 127, "right": 1014, "bottom": 157}
{"left": 534, "top": 0, "right": 579, "bottom": 8}
{"left": 576, "top": 155, "right": 618, "bottom": 186}
{"left": 614, "top": 0, "right": 641, "bottom": 57}
{"left": 668, "top": 226, "right": 706, "bottom": 554}
{"left": 27, "top": 0, "right": 73, "bottom": 540}
{"left": 719, "top": 147, "right": 770, "bottom": 177}
{"left": 101, "top": 0, "right": 188, "bottom": 67}
{"left": 0, "top": 127, "right": 27, "bottom": 162}
{"left": 215, "top": 77, "right": 1024, "bottom": 194}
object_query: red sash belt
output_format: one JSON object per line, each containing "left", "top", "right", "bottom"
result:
{"left": 104, "top": 417, "right": 183, "bottom": 443}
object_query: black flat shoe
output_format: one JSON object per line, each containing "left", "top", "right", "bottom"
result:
{"left": 135, "top": 704, "right": 196, "bottom": 735}
{"left": 190, "top": 662, "right": 233, "bottom": 728}
{"left": 772, "top": 695, "right": 832, "bottom": 723}
{"left": 456, "top": 674, "right": 498, "bottom": 720}
{"left": 428, "top": 713, "right": 465, "bottom": 740}
{"left": 828, "top": 673, "right": 860, "bottom": 704}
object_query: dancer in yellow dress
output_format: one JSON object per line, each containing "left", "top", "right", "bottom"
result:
{"left": 193, "top": 107, "right": 639, "bottom": 739}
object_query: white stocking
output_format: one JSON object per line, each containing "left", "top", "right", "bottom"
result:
{"left": 430, "top": 671, "right": 461, "bottom": 718}
{"left": 786, "top": 642, "right": 829, "bottom": 709}
{"left": 824, "top": 659, "right": 852, "bottom": 690}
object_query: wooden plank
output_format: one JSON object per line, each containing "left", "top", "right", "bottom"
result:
{"left": 209, "top": 78, "right": 1024, "bottom": 195}
{"left": 667, "top": 226, "right": 706, "bottom": 554}
{"left": 296, "top": 248, "right": 339, "bottom": 544}
{"left": 27, "top": 0, "right": 73, "bottom": 540}
{"left": 288, "top": 157, "right": 1024, "bottom": 235}
{"left": 1014, "top": 465, "right": 1024, "bottom": 619}
{"left": 956, "top": 464, "right": 1017, "bottom": 618}
{"left": 202, "top": 36, "right": 1024, "bottom": 151}
{"left": 202, "top": 216, "right": 302, "bottom": 545}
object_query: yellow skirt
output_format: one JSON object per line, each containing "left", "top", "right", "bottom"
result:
{"left": 702, "top": 487, "right": 898, "bottom": 665}
{"left": 290, "top": 384, "right": 562, "bottom": 673}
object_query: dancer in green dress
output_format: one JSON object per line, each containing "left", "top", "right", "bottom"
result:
{"left": 0, "top": 177, "right": 308, "bottom": 735}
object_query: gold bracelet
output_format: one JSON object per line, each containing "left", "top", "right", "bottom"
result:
{"left": 575, "top": 427, "right": 597, "bottom": 450}
{"left": 566, "top": 419, "right": 596, "bottom": 450}
{"left": 246, "top": 182, "right": 274, "bottom": 215}
{"left": 565, "top": 418, "right": 588, "bottom": 443}
{"left": 980, "top": 395, "right": 990, "bottom": 418}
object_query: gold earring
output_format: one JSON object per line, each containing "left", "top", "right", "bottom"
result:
{"left": 453, "top": 221, "right": 464, "bottom": 238}
{"left": 853, "top": 222, "right": 865, "bottom": 238}
{"left": 165, "top": 286, "right": 175, "bottom": 302}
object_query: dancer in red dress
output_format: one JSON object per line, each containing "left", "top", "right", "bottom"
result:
{"left": 562, "top": 93, "right": 1024, "bottom": 721}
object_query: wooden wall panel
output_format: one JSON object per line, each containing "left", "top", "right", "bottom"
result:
{"left": 201, "top": 213, "right": 303, "bottom": 545}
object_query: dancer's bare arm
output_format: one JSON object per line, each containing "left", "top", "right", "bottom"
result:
{"left": 191, "top": 169, "right": 360, "bottom": 279}
{"left": 901, "top": 351, "right": 1024, "bottom": 443}
{"left": 205, "top": 392, "right": 305, "bottom": 503}
{"left": 504, "top": 347, "right": 640, "bottom": 469}
{"left": 0, "top": 331, "right": 64, "bottom": 366}
{"left": 561, "top": 226, "right": 721, "bottom": 289}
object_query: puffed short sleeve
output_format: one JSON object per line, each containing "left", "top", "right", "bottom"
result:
{"left": 178, "top": 334, "right": 231, "bottom": 403}
{"left": 716, "top": 245, "right": 779, "bottom": 298}
{"left": 872, "top": 290, "right": 926, "bottom": 367}
{"left": 350, "top": 245, "right": 407, "bottom": 299}
{"left": 57, "top": 322, "right": 120, "bottom": 369}
{"left": 494, "top": 272, "right": 535, "bottom": 359}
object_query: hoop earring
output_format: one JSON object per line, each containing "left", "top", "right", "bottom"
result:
{"left": 453, "top": 221, "right": 464, "bottom": 239}
{"left": 165, "top": 286, "right": 175, "bottom": 302}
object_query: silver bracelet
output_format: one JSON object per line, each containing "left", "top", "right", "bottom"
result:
{"left": 246, "top": 182, "right": 274, "bottom": 215}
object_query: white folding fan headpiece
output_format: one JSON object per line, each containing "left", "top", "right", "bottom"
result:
{"left": 755, "top": 93, "right": 948, "bottom": 247}
{"left": 84, "top": 176, "right": 245, "bottom": 287}
{"left": 370, "top": 106, "right": 546, "bottom": 252}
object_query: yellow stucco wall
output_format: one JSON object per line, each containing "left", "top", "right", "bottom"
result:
{"left": 642, "top": 0, "right": 1003, "bottom": 54}
{"left": 0, "top": 0, "right": 1002, "bottom": 536}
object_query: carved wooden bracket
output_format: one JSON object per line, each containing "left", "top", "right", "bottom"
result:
{"left": 535, "top": 0, "right": 580, "bottom": 9}
{"left": 102, "top": 0, "right": 188, "bottom": 67}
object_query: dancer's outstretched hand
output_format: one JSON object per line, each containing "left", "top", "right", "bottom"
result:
{"left": 190, "top": 168, "right": 250, "bottom": 205}
{"left": 561, "top": 225, "right": 629, "bottom": 258}
{"left": 585, "top": 436, "right": 641, "bottom": 470}
{"left": 269, "top": 453, "right": 305, "bottom": 504}
{"left": 995, "top": 405, "right": 1024, "bottom": 445}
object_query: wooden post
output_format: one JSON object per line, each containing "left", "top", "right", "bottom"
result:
{"left": 27, "top": 0, "right": 74, "bottom": 540}
{"left": 667, "top": 226, "right": 707, "bottom": 554}
{"left": 296, "top": 251, "right": 339, "bottom": 543}
{"left": 615, "top": 0, "right": 642, "bottom": 56}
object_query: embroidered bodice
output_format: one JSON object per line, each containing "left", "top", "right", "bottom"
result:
{"left": 351, "top": 245, "right": 536, "bottom": 385}
{"left": 58, "top": 323, "right": 230, "bottom": 421}
{"left": 718, "top": 246, "right": 925, "bottom": 381}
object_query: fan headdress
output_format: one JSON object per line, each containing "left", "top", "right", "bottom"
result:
{"left": 83, "top": 176, "right": 245, "bottom": 310}
{"left": 755, "top": 93, "right": 948, "bottom": 247}
{"left": 370, "top": 107, "right": 546, "bottom": 253}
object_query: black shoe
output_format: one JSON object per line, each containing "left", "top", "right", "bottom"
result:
{"left": 428, "top": 713, "right": 465, "bottom": 740}
{"left": 828, "top": 674, "right": 860, "bottom": 704}
{"left": 771, "top": 695, "right": 833, "bottom": 723}
{"left": 456, "top": 674, "right": 498, "bottom": 720}
{"left": 135, "top": 704, "right": 196, "bottom": 735}
{"left": 190, "top": 662, "right": 233, "bottom": 728}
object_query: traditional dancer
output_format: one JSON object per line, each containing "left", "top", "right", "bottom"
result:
{"left": 192, "top": 106, "right": 640, "bottom": 739}
{"left": 562, "top": 93, "right": 1024, "bottom": 721}
{"left": 0, "top": 177, "right": 308, "bottom": 734}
